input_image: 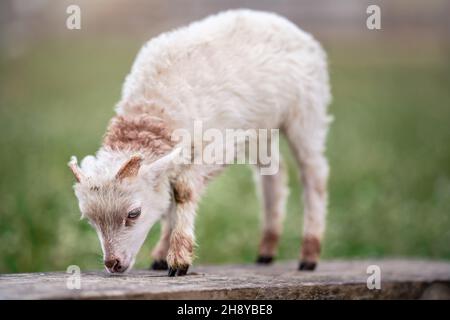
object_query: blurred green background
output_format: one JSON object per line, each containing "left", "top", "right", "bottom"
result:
{"left": 0, "top": 0, "right": 449, "bottom": 273}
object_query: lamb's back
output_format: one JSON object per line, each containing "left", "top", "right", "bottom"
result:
{"left": 117, "top": 10, "right": 326, "bottom": 129}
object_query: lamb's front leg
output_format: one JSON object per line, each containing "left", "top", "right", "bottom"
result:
{"left": 166, "top": 202, "right": 196, "bottom": 276}
{"left": 166, "top": 179, "right": 198, "bottom": 277}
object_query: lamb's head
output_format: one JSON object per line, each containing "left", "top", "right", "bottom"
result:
{"left": 68, "top": 148, "right": 180, "bottom": 273}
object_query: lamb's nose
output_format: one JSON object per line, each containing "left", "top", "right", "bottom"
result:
{"left": 104, "top": 259, "right": 122, "bottom": 273}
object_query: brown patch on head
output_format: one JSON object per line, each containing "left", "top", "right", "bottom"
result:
{"left": 259, "top": 230, "right": 280, "bottom": 257}
{"left": 301, "top": 236, "right": 321, "bottom": 263}
{"left": 172, "top": 182, "right": 193, "bottom": 204}
{"left": 116, "top": 155, "right": 142, "bottom": 181}
{"left": 87, "top": 200, "right": 125, "bottom": 231}
{"left": 103, "top": 114, "right": 175, "bottom": 155}
{"left": 78, "top": 182, "right": 132, "bottom": 245}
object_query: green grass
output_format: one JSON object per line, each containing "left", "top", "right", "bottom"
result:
{"left": 0, "top": 39, "right": 449, "bottom": 273}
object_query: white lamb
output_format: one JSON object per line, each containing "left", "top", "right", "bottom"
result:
{"left": 69, "top": 9, "right": 331, "bottom": 276}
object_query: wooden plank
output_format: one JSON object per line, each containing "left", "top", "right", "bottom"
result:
{"left": 0, "top": 260, "right": 449, "bottom": 299}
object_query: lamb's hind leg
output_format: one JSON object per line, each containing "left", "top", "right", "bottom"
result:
{"left": 150, "top": 214, "right": 172, "bottom": 270}
{"left": 284, "top": 104, "right": 330, "bottom": 271}
{"left": 253, "top": 158, "right": 289, "bottom": 264}
{"left": 297, "top": 154, "right": 328, "bottom": 270}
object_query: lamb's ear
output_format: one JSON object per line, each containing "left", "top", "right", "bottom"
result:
{"left": 116, "top": 155, "right": 143, "bottom": 181}
{"left": 68, "top": 156, "right": 85, "bottom": 183}
{"left": 141, "top": 148, "right": 182, "bottom": 183}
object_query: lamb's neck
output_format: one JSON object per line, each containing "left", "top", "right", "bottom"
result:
{"left": 102, "top": 113, "right": 176, "bottom": 159}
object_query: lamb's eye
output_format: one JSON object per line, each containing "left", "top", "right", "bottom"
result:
{"left": 127, "top": 208, "right": 141, "bottom": 219}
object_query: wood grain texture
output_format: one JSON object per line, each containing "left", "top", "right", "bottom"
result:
{"left": 0, "top": 260, "right": 449, "bottom": 300}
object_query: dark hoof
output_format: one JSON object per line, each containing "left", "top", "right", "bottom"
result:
{"left": 256, "top": 255, "right": 274, "bottom": 264}
{"left": 168, "top": 265, "right": 189, "bottom": 277}
{"left": 150, "top": 259, "right": 168, "bottom": 270}
{"left": 299, "top": 261, "right": 317, "bottom": 271}
{"left": 168, "top": 267, "right": 176, "bottom": 277}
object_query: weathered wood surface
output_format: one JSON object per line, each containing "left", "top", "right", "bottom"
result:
{"left": 0, "top": 259, "right": 449, "bottom": 299}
